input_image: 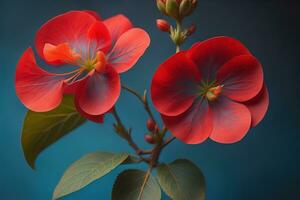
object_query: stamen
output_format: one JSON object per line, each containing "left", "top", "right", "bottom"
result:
{"left": 57, "top": 68, "right": 82, "bottom": 76}
{"left": 64, "top": 68, "right": 85, "bottom": 84}
{"left": 206, "top": 85, "right": 223, "bottom": 101}
{"left": 94, "top": 51, "right": 106, "bottom": 72}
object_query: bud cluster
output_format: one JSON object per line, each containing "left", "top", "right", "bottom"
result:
{"left": 144, "top": 118, "right": 160, "bottom": 144}
{"left": 156, "top": 20, "right": 196, "bottom": 46}
{"left": 156, "top": 0, "right": 197, "bottom": 50}
{"left": 156, "top": 0, "right": 197, "bottom": 20}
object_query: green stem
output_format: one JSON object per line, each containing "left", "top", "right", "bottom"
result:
{"left": 176, "top": 45, "right": 180, "bottom": 53}
{"left": 175, "top": 20, "right": 182, "bottom": 53}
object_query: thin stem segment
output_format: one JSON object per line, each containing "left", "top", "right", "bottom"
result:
{"left": 111, "top": 107, "right": 147, "bottom": 155}
{"left": 176, "top": 45, "right": 181, "bottom": 53}
{"left": 175, "top": 20, "right": 182, "bottom": 53}
{"left": 122, "top": 85, "right": 157, "bottom": 124}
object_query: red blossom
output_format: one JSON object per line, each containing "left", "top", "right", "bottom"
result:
{"left": 151, "top": 36, "right": 269, "bottom": 144}
{"left": 15, "top": 11, "right": 150, "bottom": 122}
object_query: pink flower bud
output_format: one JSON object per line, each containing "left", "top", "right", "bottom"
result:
{"left": 144, "top": 135, "right": 155, "bottom": 144}
{"left": 146, "top": 118, "right": 156, "bottom": 131}
{"left": 187, "top": 24, "right": 196, "bottom": 36}
{"left": 156, "top": 19, "right": 170, "bottom": 32}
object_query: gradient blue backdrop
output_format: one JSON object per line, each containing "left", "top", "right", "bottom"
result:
{"left": 1, "top": 0, "right": 299, "bottom": 199}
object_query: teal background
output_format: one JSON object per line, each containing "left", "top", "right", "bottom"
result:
{"left": 1, "top": 0, "right": 299, "bottom": 199}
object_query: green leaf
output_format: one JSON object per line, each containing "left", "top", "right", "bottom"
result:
{"left": 122, "top": 155, "right": 141, "bottom": 164}
{"left": 21, "top": 95, "right": 86, "bottom": 169}
{"left": 157, "top": 159, "right": 205, "bottom": 200}
{"left": 53, "top": 152, "right": 129, "bottom": 200}
{"left": 112, "top": 169, "right": 161, "bottom": 200}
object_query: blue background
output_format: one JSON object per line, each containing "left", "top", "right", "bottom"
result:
{"left": 1, "top": 0, "right": 299, "bottom": 199}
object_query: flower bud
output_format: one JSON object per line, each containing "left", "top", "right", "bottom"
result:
{"left": 179, "top": 0, "right": 192, "bottom": 17}
{"left": 156, "top": 19, "right": 170, "bottom": 32}
{"left": 192, "top": 0, "right": 198, "bottom": 8}
{"left": 156, "top": 0, "right": 167, "bottom": 15}
{"left": 166, "top": 0, "right": 179, "bottom": 19}
{"left": 154, "top": 125, "right": 160, "bottom": 134}
{"left": 146, "top": 118, "right": 156, "bottom": 132}
{"left": 187, "top": 24, "right": 196, "bottom": 36}
{"left": 144, "top": 134, "right": 155, "bottom": 144}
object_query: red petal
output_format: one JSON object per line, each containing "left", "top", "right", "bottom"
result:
{"left": 43, "top": 43, "right": 81, "bottom": 64}
{"left": 75, "top": 98, "right": 104, "bottom": 123}
{"left": 84, "top": 10, "right": 102, "bottom": 20}
{"left": 75, "top": 67, "right": 121, "bottom": 115}
{"left": 107, "top": 28, "right": 150, "bottom": 73}
{"left": 244, "top": 85, "right": 269, "bottom": 127}
{"left": 15, "top": 48, "right": 66, "bottom": 112}
{"left": 209, "top": 97, "right": 251, "bottom": 144}
{"left": 162, "top": 99, "right": 213, "bottom": 144}
{"left": 217, "top": 55, "right": 264, "bottom": 102}
{"left": 87, "top": 21, "right": 112, "bottom": 53}
{"left": 64, "top": 80, "right": 82, "bottom": 94}
{"left": 35, "top": 11, "right": 96, "bottom": 64}
{"left": 151, "top": 52, "right": 201, "bottom": 116}
{"left": 103, "top": 14, "right": 133, "bottom": 45}
{"left": 188, "top": 36, "right": 251, "bottom": 79}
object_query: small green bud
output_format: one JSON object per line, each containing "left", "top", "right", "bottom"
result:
{"left": 166, "top": 0, "right": 179, "bottom": 19}
{"left": 184, "top": 0, "right": 197, "bottom": 16}
{"left": 157, "top": 0, "right": 167, "bottom": 15}
{"left": 179, "top": 0, "right": 192, "bottom": 17}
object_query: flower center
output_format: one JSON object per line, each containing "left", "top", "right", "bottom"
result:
{"left": 200, "top": 81, "right": 223, "bottom": 101}
{"left": 81, "top": 51, "right": 106, "bottom": 72}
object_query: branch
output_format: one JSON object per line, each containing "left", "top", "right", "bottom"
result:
{"left": 111, "top": 107, "right": 140, "bottom": 153}
{"left": 111, "top": 107, "right": 152, "bottom": 157}
{"left": 122, "top": 85, "right": 157, "bottom": 124}
{"left": 162, "top": 136, "right": 176, "bottom": 149}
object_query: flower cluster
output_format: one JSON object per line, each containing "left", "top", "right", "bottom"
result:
{"left": 15, "top": 10, "right": 269, "bottom": 145}
{"left": 15, "top": 11, "right": 150, "bottom": 122}
{"left": 15, "top": 4, "right": 269, "bottom": 199}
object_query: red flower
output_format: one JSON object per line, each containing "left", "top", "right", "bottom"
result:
{"left": 15, "top": 11, "right": 150, "bottom": 122}
{"left": 151, "top": 37, "right": 269, "bottom": 144}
